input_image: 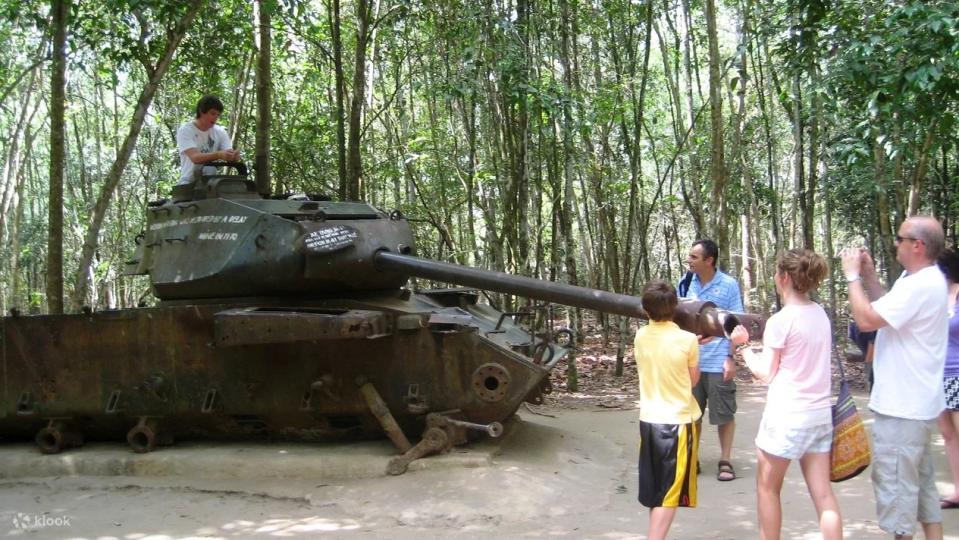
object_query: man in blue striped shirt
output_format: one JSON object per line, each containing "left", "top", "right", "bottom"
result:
{"left": 679, "top": 239, "right": 744, "bottom": 481}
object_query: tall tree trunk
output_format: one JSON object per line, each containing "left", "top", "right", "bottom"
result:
{"left": 681, "top": 0, "right": 705, "bottom": 236}
{"left": 890, "top": 115, "right": 907, "bottom": 227}
{"left": 47, "top": 0, "right": 69, "bottom": 314}
{"left": 823, "top": 160, "right": 837, "bottom": 324}
{"left": 364, "top": 0, "right": 381, "bottom": 110}
{"left": 254, "top": 0, "right": 272, "bottom": 196}
{"left": 228, "top": 49, "right": 255, "bottom": 142}
{"left": 69, "top": 0, "right": 204, "bottom": 310}
{"left": 937, "top": 144, "right": 954, "bottom": 239}
{"left": 3, "top": 117, "right": 40, "bottom": 312}
{"left": 460, "top": 91, "right": 480, "bottom": 265}
{"left": 872, "top": 124, "right": 897, "bottom": 283}
{"left": 346, "top": 0, "right": 372, "bottom": 201}
{"left": 485, "top": 0, "right": 528, "bottom": 288}
{"left": 557, "top": 0, "right": 581, "bottom": 389}
{"left": 756, "top": 27, "right": 782, "bottom": 257}
{"left": 656, "top": 11, "right": 693, "bottom": 239}
{"left": 624, "top": 0, "right": 654, "bottom": 293}
{"left": 602, "top": 4, "right": 636, "bottom": 301}
{"left": 330, "top": 0, "right": 347, "bottom": 200}
{"left": 803, "top": 73, "right": 819, "bottom": 251}
{"left": 0, "top": 43, "right": 44, "bottom": 241}
{"left": 617, "top": 0, "right": 654, "bottom": 377}
{"left": 730, "top": 1, "right": 755, "bottom": 304}
{"left": 0, "top": 69, "right": 40, "bottom": 245}
{"left": 512, "top": 0, "right": 532, "bottom": 276}
{"left": 478, "top": 0, "right": 508, "bottom": 280}
{"left": 790, "top": 70, "right": 804, "bottom": 249}
{"left": 907, "top": 123, "right": 938, "bottom": 217}
{"left": 705, "top": 0, "right": 727, "bottom": 258}
{"left": 7, "top": 171, "right": 28, "bottom": 312}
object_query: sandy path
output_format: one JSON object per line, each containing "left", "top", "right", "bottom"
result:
{"left": 0, "top": 383, "right": 956, "bottom": 539}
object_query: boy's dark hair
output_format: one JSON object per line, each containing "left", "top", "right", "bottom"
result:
{"left": 195, "top": 95, "right": 224, "bottom": 118}
{"left": 938, "top": 247, "right": 959, "bottom": 283}
{"left": 642, "top": 280, "right": 678, "bottom": 322}
{"left": 692, "top": 239, "right": 719, "bottom": 268}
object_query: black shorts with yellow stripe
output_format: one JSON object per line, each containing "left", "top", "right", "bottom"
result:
{"left": 638, "top": 420, "right": 699, "bottom": 508}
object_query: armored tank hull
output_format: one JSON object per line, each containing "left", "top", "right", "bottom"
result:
{"left": 0, "top": 290, "right": 557, "bottom": 453}
{"left": 0, "top": 164, "right": 763, "bottom": 472}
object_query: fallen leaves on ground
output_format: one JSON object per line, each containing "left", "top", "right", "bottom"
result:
{"left": 544, "top": 322, "right": 872, "bottom": 412}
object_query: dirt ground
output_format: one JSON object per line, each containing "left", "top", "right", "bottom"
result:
{"left": 0, "top": 338, "right": 955, "bottom": 539}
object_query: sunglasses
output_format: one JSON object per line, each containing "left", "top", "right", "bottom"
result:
{"left": 895, "top": 235, "right": 923, "bottom": 244}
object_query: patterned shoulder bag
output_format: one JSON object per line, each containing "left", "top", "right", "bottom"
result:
{"left": 830, "top": 356, "right": 872, "bottom": 482}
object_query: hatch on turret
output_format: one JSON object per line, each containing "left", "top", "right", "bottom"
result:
{"left": 171, "top": 162, "right": 259, "bottom": 202}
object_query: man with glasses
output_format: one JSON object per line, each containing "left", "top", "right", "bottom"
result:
{"left": 841, "top": 216, "right": 948, "bottom": 540}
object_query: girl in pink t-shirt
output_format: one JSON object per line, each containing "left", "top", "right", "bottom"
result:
{"left": 730, "top": 249, "right": 842, "bottom": 540}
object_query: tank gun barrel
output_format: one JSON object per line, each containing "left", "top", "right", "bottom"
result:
{"left": 376, "top": 251, "right": 645, "bottom": 316}
{"left": 373, "top": 251, "right": 764, "bottom": 339}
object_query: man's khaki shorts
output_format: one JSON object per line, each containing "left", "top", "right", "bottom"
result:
{"left": 692, "top": 372, "right": 736, "bottom": 425}
{"left": 871, "top": 412, "right": 941, "bottom": 536}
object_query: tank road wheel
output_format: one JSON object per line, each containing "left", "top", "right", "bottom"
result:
{"left": 35, "top": 428, "right": 68, "bottom": 455}
{"left": 126, "top": 418, "right": 172, "bottom": 453}
{"left": 128, "top": 433, "right": 154, "bottom": 453}
{"left": 127, "top": 425, "right": 157, "bottom": 454}
{"left": 35, "top": 420, "right": 83, "bottom": 455}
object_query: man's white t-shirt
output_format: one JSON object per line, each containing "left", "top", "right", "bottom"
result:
{"left": 176, "top": 121, "right": 232, "bottom": 184}
{"left": 870, "top": 264, "right": 948, "bottom": 420}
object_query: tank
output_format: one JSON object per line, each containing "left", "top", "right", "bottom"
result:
{"left": 0, "top": 163, "right": 764, "bottom": 474}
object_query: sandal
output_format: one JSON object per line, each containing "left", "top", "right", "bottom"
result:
{"left": 717, "top": 460, "right": 736, "bottom": 481}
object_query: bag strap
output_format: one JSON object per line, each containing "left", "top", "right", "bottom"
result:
{"left": 678, "top": 271, "right": 693, "bottom": 298}
{"left": 831, "top": 332, "right": 850, "bottom": 399}
{"left": 833, "top": 348, "right": 847, "bottom": 383}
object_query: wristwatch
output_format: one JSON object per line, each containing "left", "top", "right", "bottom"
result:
{"left": 845, "top": 273, "right": 861, "bottom": 283}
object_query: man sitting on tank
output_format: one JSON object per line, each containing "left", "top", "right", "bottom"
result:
{"left": 176, "top": 95, "right": 241, "bottom": 185}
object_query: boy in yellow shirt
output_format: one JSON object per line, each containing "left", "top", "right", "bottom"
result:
{"left": 634, "top": 280, "right": 702, "bottom": 540}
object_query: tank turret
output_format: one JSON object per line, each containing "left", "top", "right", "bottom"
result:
{"left": 125, "top": 163, "right": 414, "bottom": 299}
{"left": 127, "top": 162, "right": 763, "bottom": 338}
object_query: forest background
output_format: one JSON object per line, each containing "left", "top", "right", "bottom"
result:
{"left": 1, "top": 0, "right": 958, "bottom": 377}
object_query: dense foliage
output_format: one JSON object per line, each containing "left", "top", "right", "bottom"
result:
{"left": 1, "top": 0, "right": 957, "bottom": 335}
